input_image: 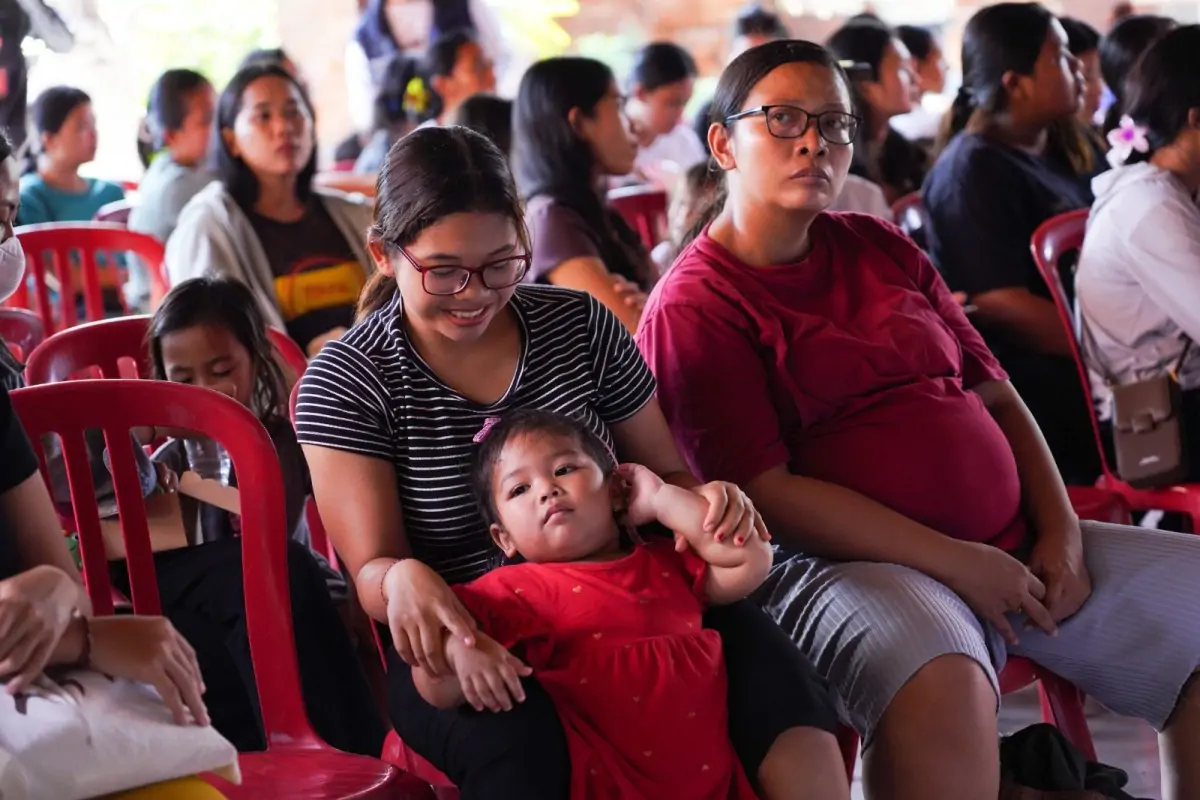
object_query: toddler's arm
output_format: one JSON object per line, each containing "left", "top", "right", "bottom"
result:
{"left": 413, "top": 631, "right": 532, "bottom": 712}
{"left": 651, "top": 481, "right": 773, "bottom": 604}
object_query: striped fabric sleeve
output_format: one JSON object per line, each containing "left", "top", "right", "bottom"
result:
{"left": 586, "top": 294, "right": 657, "bottom": 425}
{"left": 294, "top": 340, "right": 396, "bottom": 461}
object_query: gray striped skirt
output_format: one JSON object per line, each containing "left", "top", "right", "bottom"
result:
{"left": 757, "top": 520, "right": 1200, "bottom": 745}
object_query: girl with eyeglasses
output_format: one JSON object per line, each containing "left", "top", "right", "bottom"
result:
{"left": 296, "top": 125, "right": 846, "bottom": 799}
{"left": 640, "top": 33, "right": 1200, "bottom": 800}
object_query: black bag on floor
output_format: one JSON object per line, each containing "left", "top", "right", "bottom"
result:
{"left": 999, "top": 723, "right": 1145, "bottom": 800}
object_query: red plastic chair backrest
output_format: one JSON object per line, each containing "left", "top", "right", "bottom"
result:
{"left": 608, "top": 185, "right": 669, "bottom": 250}
{"left": 9, "top": 379, "right": 316, "bottom": 746}
{"left": 267, "top": 328, "right": 309, "bottom": 381}
{"left": 94, "top": 200, "right": 134, "bottom": 225}
{"left": 24, "top": 315, "right": 154, "bottom": 385}
{"left": 1029, "top": 209, "right": 1112, "bottom": 473}
{"left": 10, "top": 223, "right": 166, "bottom": 334}
{"left": 0, "top": 308, "right": 45, "bottom": 361}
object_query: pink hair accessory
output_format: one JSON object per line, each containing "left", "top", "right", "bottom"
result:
{"left": 1106, "top": 115, "right": 1150, "bottom": 168}
{"left": 474, "top": 417, "right": 502, "bottom": 443}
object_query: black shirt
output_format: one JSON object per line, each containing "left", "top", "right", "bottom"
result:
{"left": 247, "top": 201, "right": 366, "bottom": 352}
{"left": 923, "top": 132, "right": 1100, "bottom": 484}
{"left": 0, "top": 381, "right": 38, "bottom": 580}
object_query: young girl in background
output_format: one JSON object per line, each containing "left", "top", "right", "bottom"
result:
{"left": 651, "top": 161, "right": 722, "bottom": 273}
{"left": 414, "top": 410, "right": 795, "bottom": 799}
{"left": 134, "top": 276, "right": 384, "bottom": 755}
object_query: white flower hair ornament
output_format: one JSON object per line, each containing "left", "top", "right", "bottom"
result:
{"left": 1106, "top": 115, "right": 1150, "bottom": 168}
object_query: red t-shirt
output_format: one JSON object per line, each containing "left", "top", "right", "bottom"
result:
{"left": 636, "top": 212, "right": 1026, "bottom": 552}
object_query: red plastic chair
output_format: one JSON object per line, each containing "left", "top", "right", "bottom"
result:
{"left": 1031, "top": 210, "right": 1200, "bottom": 523}
{"left": 94, "top": 199, "right": 134, "bottom": 225}
{"left": 607, "top": 185, "right": 668, "bottom": 250}
{"left": 9, "top": 380, "right": 433, "bottom": 799}
{"left": 0, "top": 308, "right": 45, "bottom": 361}
{"left": 9, "top": 223, "right": 168, "bottom": 334}
{"left": 25, "top": 315, "right": 153, "bottom": 384}
{"left": 268, "top": 328, "right": 309, "bottom": 381}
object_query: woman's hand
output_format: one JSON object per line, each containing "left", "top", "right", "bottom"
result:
{"left": 693, "top": 481, "right": 770, "bottom": 547}
{"left": 941, "top": 541, "right": 1058, "bottom": 646}
{"left": 615, "top": 463, "right": 665, "bottom": 527}
{"left": 0, "top": 566, "right": 80, "bottom": 693}
{"left": 447, "top": 632, "right": 531, "bottom": 713}
{"left": 1027, "top": 523, "right": 1091, "bottom": 623}
{"left": 611, "top": 277, "right": 649, "bottom": 312}
{"left": 384, "top": 559, "right": 477, "bottom": 677}
{"left": 88, "top": 616, "right": 209, "bottom": 726}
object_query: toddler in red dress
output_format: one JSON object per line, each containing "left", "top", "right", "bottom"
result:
{"left": 412, "top": 409, "right": 771, "bottom": 799}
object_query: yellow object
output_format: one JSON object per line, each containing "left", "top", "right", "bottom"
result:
{"left": 102, "top": 776, "right": 228, "bottom": 799}
{"left": 273, "top": 261, "right": 367, "bottom": 322}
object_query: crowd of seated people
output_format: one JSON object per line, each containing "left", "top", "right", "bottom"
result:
{"left": 4, "top": 1, "right": 1200, "bottom": 798}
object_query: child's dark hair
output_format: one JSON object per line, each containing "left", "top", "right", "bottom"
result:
{"left": 148, "top": 277, "right": 288, "bottom": 422}
{"left": 470, "top": 409, "right": 616, "bottom": 528}
{"left": 897, "top": 25, "right": 938, "bottom": 63}
{"left": 1123, "top": 25, "right": 1200, "bottom": 162}
{"left": 1059, "top": 16, "right": 1100, "bottom": 56}
{"left": 32, "top": 86, "right": 90, "bottom": 143}
{"left": 733, "top": 5, "right": 789, "bottom": 40}
{"left": 357, "top": 125, "right": 528, "bottom": 319}
{"left": 452, "top": 94, "right": 513, "bottom": 157}
{"left": 146, "top": 69, "right": 212, "bottom": 150}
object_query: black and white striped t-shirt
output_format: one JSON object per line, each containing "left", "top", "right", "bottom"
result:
{"left": 295, "top": 284, "right": 657, "bottom": 585}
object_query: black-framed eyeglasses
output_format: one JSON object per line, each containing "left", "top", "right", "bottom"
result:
{"left": 397, "top": 244, "right": 530, "bottom": 296}
{"left": 724, "top": 105, "right": 861, "bottom": 145}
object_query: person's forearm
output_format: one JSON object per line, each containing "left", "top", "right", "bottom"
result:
{"left": 412, "top": 665, "right": 466, "bottom": 709}
{"left": 980, "top": 382, "right": 1079, "bottom": 545}
{"left": 653, "top": 483, "right": 710, "bottom": 535}
{"left": 47, "top": 615, "right": 88, "bottom": 666}
{"left": 706, "top": 536, "right": 772, "bottom": 604}
{"left": 972, "top": 290, "right": 1071, "bottom": 357}
{"left": 356, "top": 557, "right": 402, "bottom": 624}
{"left": 747, "top": 470, "right": 964, "bottom": 582}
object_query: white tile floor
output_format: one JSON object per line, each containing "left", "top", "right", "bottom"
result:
{"left": 849, "top": 686, "right": 1162, "bottom": 799}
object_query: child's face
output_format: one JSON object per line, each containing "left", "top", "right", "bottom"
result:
{"left": 489, "top": 432, "right": 620, "bottom": 563}
{"left": 159, "top": 323, "right": 256, "bottom": 410}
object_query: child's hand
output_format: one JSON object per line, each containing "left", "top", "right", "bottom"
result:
{"left": 154, "top": 463, "right": 178, "bottom": 494}
{"left": 615, "top": 464, "right": 666, "bottom": 527}
{"left": 447, "top": 632, "right": 532, "bottom": 713}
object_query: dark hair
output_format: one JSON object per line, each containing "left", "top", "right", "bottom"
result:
{"left": 426, "top": 28, "right": 476, "bottom": 78}
{"left": 1059, "top": 16, "right": 1100, "bottom": 56}
{"left": 1124, "top": 25, "right": 1200, "bottom": 161}
{"left": 682, "top": 160, "right": 721, "bottom": 200}
{"left": 148, "top": 277, "right": 288, "bottom": 422}
{"left": 239, "top": 48, "right": 295, "bottom": 74}
{"left": 513, "top": 56, "right": 651, "bottom": 287}
{"left": 470, "top": 409, "right": 615, "bottom": 527}
{"left": 32, "top": 86, "right": 91, "bottom": 142}
{"left": 826, "top": 21, "right": 898, "bottom": 130}
{"left": 374, "top": 53, "right": 422, "bottom": 130}
{"left": 452, "top": 94, "right": 513, "bottom": 157}
{"left": 733, "top": 5, "right": 788, "bottom": 40}
{"left": 146, "top": 69, "right": 212, "bottom": 150}
{"left": 897, "top": 25, "right": 937, "bottom": 62}
{"left": 1099, "top": 14, "right": 1175, "bottom": 133}
{"left": 693, "top": 98, "right": 714, "bottom": 155}
{"left": 0, "top": 128, "right": 11, "bottom": 163}
{"left": 357, "top": 126, "right": 529, "bottom": 319}
{"left": 684, "top": 40, "right": 849, "bottom": 246}
{"left": 943, "top": 3, "right": 1057, "bottom": 143}
{"left": 628, "top": 42, "right": 698, "bottom": 93}
{"left": 213, "top": 64, "right": 318, "bottom": 213}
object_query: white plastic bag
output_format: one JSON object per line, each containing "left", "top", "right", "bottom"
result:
{"left": 0, "top": 669, "right": 239, "bottom": 799}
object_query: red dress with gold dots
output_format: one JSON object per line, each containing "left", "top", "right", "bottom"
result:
{"left": 452, "top": 539, "right": 758, "bottom": 800}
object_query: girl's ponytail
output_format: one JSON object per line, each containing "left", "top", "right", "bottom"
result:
{"left": 355, "top": 268, "right": 399, "bottom": 322}
{"left": 937, "top": 86, "right": 976, "bottom": 154}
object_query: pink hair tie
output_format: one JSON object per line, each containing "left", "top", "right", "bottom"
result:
{"left": 474, "top": 417, "right": 502, "bottom": 443}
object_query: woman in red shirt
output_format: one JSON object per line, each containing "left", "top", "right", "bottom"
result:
{"left": 636, "top": 28, "right": 1200, "bottom": 800}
